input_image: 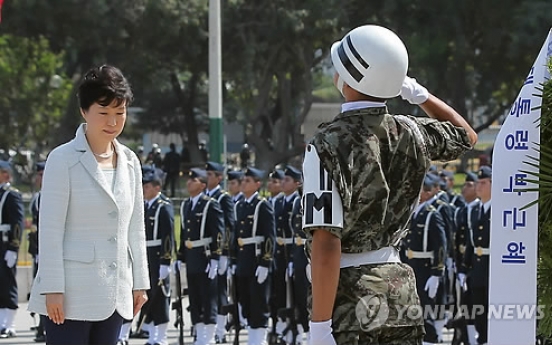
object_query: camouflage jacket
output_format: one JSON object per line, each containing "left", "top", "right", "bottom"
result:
{"left": 307, "top": 106, "right": 472, "bottom": 253}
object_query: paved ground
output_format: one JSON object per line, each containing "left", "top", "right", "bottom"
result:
{"left": 0, "top": 300, "right": 456, "bottom": 345}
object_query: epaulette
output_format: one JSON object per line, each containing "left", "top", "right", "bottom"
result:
{"left": 436, "top": 199, "right": 447, "bottom": 206}
{"left": 7, "top": 185, "right": 18, "bottom": 192}
{"left": 425, "top": 204, "right": 437, "bottom": 212}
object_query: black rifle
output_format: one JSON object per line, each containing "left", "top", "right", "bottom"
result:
{"left": 221, "top": 268, "right": 241, "bottom": 345}
{"left": 277, "top": 272, "right": 298, "bottom": 345}
{"left": 172, "top": 264, "right": 186, "bottom": 345}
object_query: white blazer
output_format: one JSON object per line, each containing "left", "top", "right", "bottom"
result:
{"left": 28, "top": 124, "right": 150, "bottom": 321}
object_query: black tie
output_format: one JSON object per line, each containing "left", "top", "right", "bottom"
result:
{"left": 189, "top": 199, "right": 194, "bottom": 213}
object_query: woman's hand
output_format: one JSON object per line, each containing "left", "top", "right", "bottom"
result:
{"left": 133, "top": 290, "right": 148, "bottom": 316}
{"left": 46, "top": 293, "right": 65, "bottom": 324}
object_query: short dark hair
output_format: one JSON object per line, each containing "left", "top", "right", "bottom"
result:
{"left": 78, "top": 65, "right": 133, "bottom": 110}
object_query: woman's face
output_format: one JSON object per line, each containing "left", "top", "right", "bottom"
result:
{"left": 81, "top": 100, "right": 127, "bottom": 141}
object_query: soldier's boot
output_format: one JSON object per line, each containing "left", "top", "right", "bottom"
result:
{"left": 295, "top": 324, "right": 305, "bottom": 345}
{"left": 194, "top": 323, "right": 206, "bottom": 345}
{"left": 275, "top": 319, "right": 286, "bottom": 344}
{"left": 0, "top": 309, "right": 16, "bottom": 338}
{"left": 215, "top": 314, "right": 227, "bottom": 343}
{"left": 204, "top": 323, "right": 216, "bottom": 345}
{"left": 249, "top": 328, "right": 268, "bottom": 345}
{"left": 147, "top": 323, "right": 157, "bottom": 345}
{"left": 117, "top": 322, "right": 132, "bottom": 343}
{"left": 153, "top": 322, "right": 169, "bottom": 345}
{"left": 434, "top": 319, "right": 447, "bottom": 343}
{"left": 467, "top": 325, "right": 478, "bottom": 345}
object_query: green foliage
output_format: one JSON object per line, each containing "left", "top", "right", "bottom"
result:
{"left": 521, "top": 55, "right": 552, "bottom": 338}
{"left": 0, "top": 34, "right": 72, "bottom": 153}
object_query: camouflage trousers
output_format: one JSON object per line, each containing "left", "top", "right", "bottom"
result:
{"left": 309, "top": 262, "right": 425, "bottom": 345}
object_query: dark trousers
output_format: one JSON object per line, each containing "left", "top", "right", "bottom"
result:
{"left": 44, "top": 311, "right": 123, "bottom": 345}
{"left": 217, "top": 272, "right": 228, "bottom": 314}
{"left": 270, "top": 267, "right": 286, "bottom": 321}
{"left": 187, "top": 272, "right": 217, "bottom": 325}
{"left": 237, "top": 275, "right": 270, "bottom": 329}
{"left": 471, "top": 286, "right": 488, "bottom": 344}
{"left": 293, "top": 261, "right": 310, "bottom": 331}
{"left": 144, "top": 277, "right": 171, "bottom": 325}
{"left": 0, "top": 249, "right": 17, "bottom": 309}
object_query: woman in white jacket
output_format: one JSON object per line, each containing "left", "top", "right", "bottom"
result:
{"left": 28, "top": 65, "right": 150, "bottom": 345}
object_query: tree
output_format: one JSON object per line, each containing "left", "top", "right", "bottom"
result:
{"left": 222, "top": 0, "right": 346, "bottom": 170}
{"left": 0, "top": 35, "right": 72, "bottom": 156}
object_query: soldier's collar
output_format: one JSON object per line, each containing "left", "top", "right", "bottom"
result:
{"left": 337, "top": 106, "right": 388, "bottom": 119}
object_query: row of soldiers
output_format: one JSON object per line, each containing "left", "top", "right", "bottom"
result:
{"left": 401, "top": 166, "right": 492, "bottom": 345}
{"left": 115, "top": 162, "right": 310, "bottom": 345}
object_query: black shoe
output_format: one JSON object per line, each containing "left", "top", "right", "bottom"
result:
{"left": 34, "top": 333, "right": 46, "bottom": 343}
{"left": 215, "top": 334, "right": 227, "bottom": 343}
{"left": 116, "top": 340, "right": 128, "bottom": 345}
{"left": 130, "top": 330, "right": 149, "bottom": 339}
{"left": 0, "top": 328, "right": 16, "bottom": 338}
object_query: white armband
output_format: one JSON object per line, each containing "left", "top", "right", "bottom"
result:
{"left": 302, "top": 144, "right": 344, "bottom": 229}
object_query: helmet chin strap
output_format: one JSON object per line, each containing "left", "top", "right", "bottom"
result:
{"left": 336, "top": 75, "right": 345, "bottom": 97}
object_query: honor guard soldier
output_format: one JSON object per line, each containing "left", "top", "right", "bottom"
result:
{"left": 28, "top": 162, "right": 46, "bottom": 342}
{"left": 303, "top": 25, "right": 476, "bottom": 345}
{"left": 205, "top": 161, "right": 236, "bottom": 343}
{"left": 286, "top": 166, "right": 310, "bottom": 343}
{"left": 0, "top": 160, "right": 25, "bottom": 338}
{"left": 458, "top": 166, "right": 492, "bottom": 345}
{"left": 267, "top": 169, "right": 284, "bottom": 207}
{"left": 271, "top": 166, "right": 301, "bottom": 343}
{"left": 453, "top": 172, "right": 480, "bottom": 345}
{"left": 228, "top": 170, "right": 245, "bottom": 203}
{"left": 232, "top": 167, "right": 275, "bottom": 345}
{"left": 402, "top": 175, "right": 447, "bottom": 344}
{"left": 177, "top": 168, "right": 225, "bottom": 345}
{"left": 139, "top": 169, "right": 175, "bottom": 345}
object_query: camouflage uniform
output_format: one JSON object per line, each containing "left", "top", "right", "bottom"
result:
{"left": 304, "top": 106, "right": 471, "bottom": 344}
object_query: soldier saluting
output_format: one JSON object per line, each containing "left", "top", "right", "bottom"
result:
{"left": 303, "top": 25, "right": 477, "bottom": 345}
{"left": 176, "top": 168, "right": 225, "bottom": 345}
{"left": 232, "top": 167, "right": 275, "bottom": 345}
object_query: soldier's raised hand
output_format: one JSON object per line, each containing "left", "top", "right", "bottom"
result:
{"left": 255, "top": 266, "right": 268, "bottom": 284}
{"left": 400, "top": 76, "right": 429, "bottom": 105}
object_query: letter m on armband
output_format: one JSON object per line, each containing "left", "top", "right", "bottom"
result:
{"left": 302, "top": 145, "right": 344, "bottom": 229}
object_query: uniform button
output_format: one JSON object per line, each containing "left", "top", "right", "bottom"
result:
{"left": 249, "top": 221, "right": 253, "bottom": 225}
{"left": 241, "top": 221, "right": 245, "bottom": 225}
{"left": 109, "top": 262, "right": 117, "bottom": 269}
{"left": 407, "top": 239, "right": 410, "bottom": 242}
{"left": 478, "top": 237, "right": 482, "bottom": 240}
{"left": 240, "top": 230, "right": 243, "bottom": 233}
{"left": 476, "top": 258, "right": 481, "bottom": 262}
{"left": 187, "top": 220, "right": 191, "bottom": 223}
{"left": 277, "top": 250, "right": 280, "bottom": 254}
{"left": 187, "top": 229, "right": 191, "bottom": 232}
{"left": 240, "top": 248, "right": 243, "bottom": 251}
{"left": 108, "top": 210, "right": 117, "bottom": 218}
{"left": 278, "top": 217, "right": 282, "bottom": 220}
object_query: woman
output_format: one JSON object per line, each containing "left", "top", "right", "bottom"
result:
{"left": 28, "top": 65, "right": 150, "bottom": 345}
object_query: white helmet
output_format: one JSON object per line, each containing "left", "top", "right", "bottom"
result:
{"left": 331, "top": 25, "right": 408, "bottom": 98}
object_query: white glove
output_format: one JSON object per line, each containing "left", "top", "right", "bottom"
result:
{"left": 287, "top": 262, "right": 294, "bottom": 277}
{"left": 306, "top": 263, "right": 312, "bottom": 283}
{"left": 400, "top": 76, "right": 429, "bottom": 105}
{"left": 207, "top": 259, "right": 218, "bottom": 280}
{"left": 230, "top": 264, "right": 237, "bottom": 276}
{"left": 458, "top": 273, "right": 468, "bottom": 292}
{"left": 4, "top": 250, "right": 17, "bottom": 268}
{"left": 309, "top": 320, "right": 336, "bottom": 345}
{"left": 35, "top": 254, "right": 39, "bottom": 264}
{"left": 425, "top": 275, "right": 440, "bottom": 299}
{"left": 174, "top": 260, "right": 182, "bottom": 272}
{"left": 159, "top": 265, "right": 171, "bottom": 280}
{"left": 255, "top": 266, "right": 269, "bottom": 284}
{"left": 218, "top": 256, "right": 228, "bottom": 275}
